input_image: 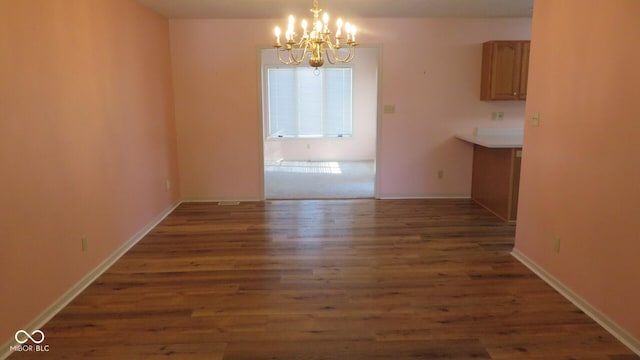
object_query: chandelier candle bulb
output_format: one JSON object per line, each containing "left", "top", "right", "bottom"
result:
{"left": 287, "top": 15, "right": 295, "bottom": 41}
{"left": 274, "top": 26, "right": 281, "bottom": 45}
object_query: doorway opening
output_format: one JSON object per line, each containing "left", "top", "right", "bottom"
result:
{"left": 259, "top": 47, "right": 380, "bottom": 199}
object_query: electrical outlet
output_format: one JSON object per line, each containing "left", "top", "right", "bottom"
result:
{"left": 497, "top": 111, "right": 504, "bottom": 120}
{"left": 81, "top": 236, "right": 88, "bottom": 252}
{"left": 491, "top": 112, "right": 497, "bottom": 121}
{"left": 553, "top": 236, "right": 561, "bottom": 253}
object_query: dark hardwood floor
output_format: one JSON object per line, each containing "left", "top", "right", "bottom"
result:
{"left": 10, "top": 199, "right": 638, "bottom": 359}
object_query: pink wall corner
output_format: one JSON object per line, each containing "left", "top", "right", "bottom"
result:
{"left": 0, "top": 0, "right": 180, "bottom": 345}
{"left": 515, "top": 0, "right": 640, "bottom": 340}
{"left": 169, "top": 17, "right": 531, "bottom": 200}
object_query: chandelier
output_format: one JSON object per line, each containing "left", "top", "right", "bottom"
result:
{"left": 273, "top": 0, "right": 358, "bottom": 68}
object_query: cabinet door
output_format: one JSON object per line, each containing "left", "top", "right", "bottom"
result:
{"left": 491, "top": 42, "right": 520, "bottom": 100}
{"left": 518, "top": 42, "right": 530, "bottom": 100}
{"left": 471, "top": 146, "right": 522, "bottom": 221}
{"left": 480, "top": 41, "right": 530, "bottom": 101}
{"left": 510, "top": 149, "right": 522, "bottom": 220}
{"left": 471, "top": 145, "right": 513, "bottom": 220}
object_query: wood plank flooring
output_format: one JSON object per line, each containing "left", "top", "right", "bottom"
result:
{"left": 10, "top": 199, "right": 638, "bottom": 359}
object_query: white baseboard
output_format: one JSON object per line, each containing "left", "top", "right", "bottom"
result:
{"left": 511, "top": 248, "right": 640, "bottom": 356}
{"left": 377, "top": 195, "right": 470, "bottom": 200}
{"left": 183, "top": 196, "right": 473, "bottom": 202}
{"left": 181, "top": 197, "right": 262, "bottom": 202}
{"left": 0, "top": 201, "right": 182, "bottom": 360}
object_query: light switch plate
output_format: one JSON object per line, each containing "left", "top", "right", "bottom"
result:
{"left": 532, "top": 112, "right": 540, "bottom": 127}
{"left": 383, "top": 105, "right": 396, "bottom": 114}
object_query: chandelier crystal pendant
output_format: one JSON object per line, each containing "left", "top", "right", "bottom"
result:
{"left": 273, "top": 0, "right": 358, "bottom": 68}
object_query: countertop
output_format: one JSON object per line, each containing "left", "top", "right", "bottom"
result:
{"left": 456, "top": 127, "right": 523, "bottom": 148}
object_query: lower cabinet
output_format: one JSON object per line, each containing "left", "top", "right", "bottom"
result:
{"left": 471, "top": 145, "right": 522, "bottom": 221}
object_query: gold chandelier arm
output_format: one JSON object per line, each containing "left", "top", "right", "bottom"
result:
{"left": 289, "top": 45, "right": 308, "bottom": 64}
{"left": 325, "top": 42, "right": 356, "bottom": 64}
{"left": 276, "top": 48, "right": 303, "bottom": 65}
{"left": 325, "top": 48, "right": 336, "bottom": 65}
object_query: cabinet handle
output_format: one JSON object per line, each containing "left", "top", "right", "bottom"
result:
{"left": 513, "top": 92, "right": 517, "bottom": 96}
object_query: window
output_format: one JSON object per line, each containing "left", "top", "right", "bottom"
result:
{"left": 266, "top": 66, "right": 353, "bottom": 138}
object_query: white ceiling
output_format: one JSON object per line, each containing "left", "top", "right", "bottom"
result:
{"left": 135, "top": 0, "right": 534, "bottom": 19}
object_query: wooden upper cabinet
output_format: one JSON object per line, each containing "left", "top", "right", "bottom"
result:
{"left": 480, "top": 40, "right": 530, "bottom": 101}
{"left": 517, "top": 41, "right": 530, "bottom": 100}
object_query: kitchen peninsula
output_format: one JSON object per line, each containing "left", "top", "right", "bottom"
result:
{"left": 457, "top": 128, "right": 523, "bottom": 221}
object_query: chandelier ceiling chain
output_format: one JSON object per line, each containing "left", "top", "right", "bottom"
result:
{"left": 273, "top": 0, "right": 358, "bottom": 68}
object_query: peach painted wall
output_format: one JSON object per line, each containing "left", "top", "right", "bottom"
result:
{"left": 0, "top": 0, "right": 179, "bottom": 346}
{"left": 515, "top": 0, "right": 640, "bottom": 341}
{"left": 261, "top": 47, "right": 378, "bottom": 162}
{"left": 170, "top": 19, "right": 265, "bottom": 201}
{"left": 170, "top": 17, "right": 531, "bottom": 199}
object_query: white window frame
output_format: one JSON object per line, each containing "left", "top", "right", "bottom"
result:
{"left": 264, "top": 65, "right": 353, "bottom": 139}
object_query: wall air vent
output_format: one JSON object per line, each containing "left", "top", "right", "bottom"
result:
{"left": 217, "top": 201, "right": 240, "bottom": 206}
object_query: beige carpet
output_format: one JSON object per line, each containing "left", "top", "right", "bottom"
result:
{"left": 264, "top": 160, "right": 375, "bottom": 199}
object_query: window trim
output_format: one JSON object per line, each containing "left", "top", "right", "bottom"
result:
{"left": 263, "top": 65, "right": 354, "bottom": 140}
